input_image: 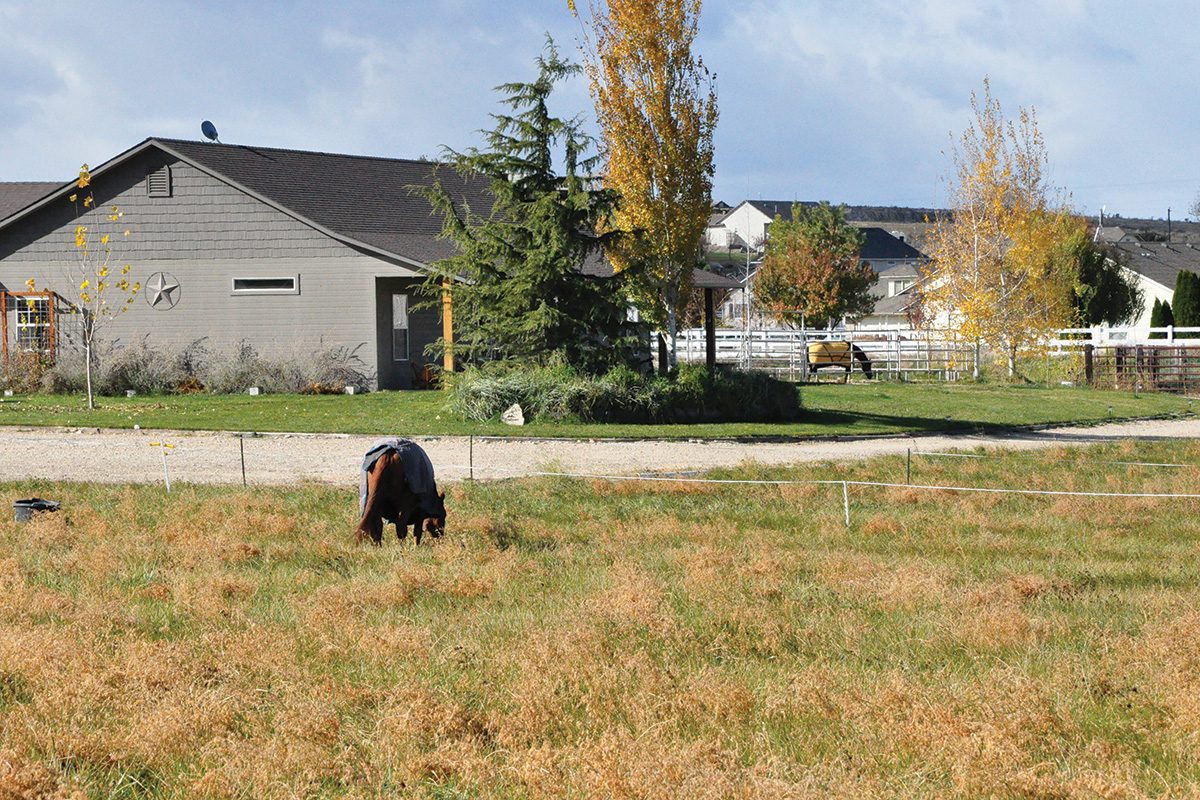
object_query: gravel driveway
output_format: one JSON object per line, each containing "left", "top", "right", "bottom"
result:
{"left": 1, "top": 418, "right": 1198, "bottom": 488}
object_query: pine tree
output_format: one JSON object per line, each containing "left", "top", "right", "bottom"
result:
{"left": 1068, "top": 234, "right": 1143, "bottom": 326}
{"left": 421, "top": 41, "right": 641, "bottom": 374}
{"left": 1173, "top": 271, "right": 1200, "bottom": 337}
{"left": 1148, "top": 298, "right": 1169, "bottom": 338}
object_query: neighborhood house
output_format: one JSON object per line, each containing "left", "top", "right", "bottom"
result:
{"left": 0, "top": 139, "right": 493, "bottom": 390}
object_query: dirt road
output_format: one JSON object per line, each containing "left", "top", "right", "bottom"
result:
{"left": 1, "top": 418, "right": 1197, "bottom": 488}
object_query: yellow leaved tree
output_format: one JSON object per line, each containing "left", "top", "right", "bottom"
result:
{"left": 571, "top": 0, "right": 718, "bottom": 373}
{"left": 28, "top": 165, "right": 140, "bottom": 408}
{"left": 925, "top": 81, "right": 1083, "bottom": 379}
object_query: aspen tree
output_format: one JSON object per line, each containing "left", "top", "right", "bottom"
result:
{"left": 572, "top": 0, "right": 718, "bottom": 373}
{"left": 926, "top": 81, "right": 1082, "bottom": 379}
{"left": 27, "top": 165, "right": 140, "bottom": 409}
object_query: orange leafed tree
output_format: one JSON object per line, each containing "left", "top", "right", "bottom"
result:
{"left": 572, "top": 0, "right": 718, "bottom": 372}
{"left": 754, "top": 201, "right": 874, "bottom": 329}
{"left": 925, "top": 80, "right": 1082, "bottom": 379}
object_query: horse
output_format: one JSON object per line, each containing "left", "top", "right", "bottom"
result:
{"left": 806, "top": 341, "right": 874, "bottom": 380}
{"left": 357, "top": 438, "right": 446, "bottom": 546}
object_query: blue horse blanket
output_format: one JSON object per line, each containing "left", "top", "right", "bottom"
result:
{"left": 359, "top": 438, "right": 440, "bottom": 522}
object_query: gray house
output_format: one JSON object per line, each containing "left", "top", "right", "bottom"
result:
{"left": 0, "top": 138, "right": 493, "bottom": 389}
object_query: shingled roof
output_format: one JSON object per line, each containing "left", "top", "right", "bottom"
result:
{"left": 3, "top": 138, "right": 741, "bottom": 292}
{"left": 154, "top": 138, "right": 496, "bottom": 266}
{"left": 746, "top": 200, "right": 947, "bottom": 226}
{"left": 1113, "top": 241, "right": 1200, "bottom": 291}
{"left": 0, "top": 182, "right": 62, "bottom": 221}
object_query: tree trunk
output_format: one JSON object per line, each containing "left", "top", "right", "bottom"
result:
{"left": 666, "top": 306, "right": 678, "bottom": 371}
{"left": 657, "top": 333, "right": 669, "bottom": 377}
{"left": 972, "top": 339, "right": 981, "bottom": 381}
{"left": 85, "top": 342, "right": 95, "bottom": 410}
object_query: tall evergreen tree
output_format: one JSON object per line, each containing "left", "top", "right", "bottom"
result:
{"left": 1067, "top": 233, "right": 1143, "bottom": 327}
{"left": 422, "top": 41, "right": 641, "bottom": 374}
{"left": 1173, "top": 271, "right": 1200, "bottom": 336}
{"left": 1148, "top": 298, "right": 1173, "bottom": 339}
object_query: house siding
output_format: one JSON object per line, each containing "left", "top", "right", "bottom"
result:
{"left": 0, "top": 149, "right": 436, "bottom": 390}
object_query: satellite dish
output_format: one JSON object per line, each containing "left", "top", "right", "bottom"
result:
{"left": 201, "top": 120, "right": 219, "bottom": 142}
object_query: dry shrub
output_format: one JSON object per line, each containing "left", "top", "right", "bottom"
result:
{"left": 951, "top": 589, "right": 1057, "bottom": 650}
{"left": 590, "top": 563, "right": 672, "bottom": 636}
{"left": 19, "top": 507, "right": 73, "bottom": 549}
{"left": 817, "top": 554, "right": 952, "bottom": 610}
{"left": 860, "top": 514, "right": 901, "bottom": 536}
{"left": 560, "top": 728, "right": 743, "bottom": 800}
{"left": 0, "top": 748, "right": 83, "bottom": 799}
{"left": 1133, "top": 613, "right": 1200, "bottom": 749}
{"left": 679, "top": 666, "right": 757, "bottom": 729}
{"left": 778, "top": 482, "right": 821, "bottom": 502}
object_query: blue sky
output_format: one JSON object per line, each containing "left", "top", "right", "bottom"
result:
{"left": 1, "top": 0, "right": 1196, "bottom": 220}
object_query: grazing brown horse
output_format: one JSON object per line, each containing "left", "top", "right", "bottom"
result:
{"left": 357, "top": 439, "right": 446, "bottom": 546}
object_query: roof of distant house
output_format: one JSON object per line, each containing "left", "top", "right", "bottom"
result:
{"left": 1113, "top": 241, "right": 1200, "bottom": 291}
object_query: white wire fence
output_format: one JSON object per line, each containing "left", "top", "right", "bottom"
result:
{"left": 6, "top": 430, "right": 1200, "bottom": 528}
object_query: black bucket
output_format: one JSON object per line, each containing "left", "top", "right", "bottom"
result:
{"left": 14, "top": 498, "right": 61, "bottom": 524}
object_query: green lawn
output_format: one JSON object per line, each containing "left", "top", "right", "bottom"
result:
{"left": 0, "top": 382, "right": 1192, "bottom": 438}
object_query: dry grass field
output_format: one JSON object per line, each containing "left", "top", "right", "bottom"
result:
{"left": 3, "top": 440, "right": 1200, "bottom": 798}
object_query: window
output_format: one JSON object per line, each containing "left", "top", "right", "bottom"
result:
{"left": 146, "top": 165, "right": 172, "bottom": 197}
{"left": 16, "top": 295, "right": 52, "bottom": 353}
{"left": 890, "top": 278, "right": 915, "bottom": 297}
{"left": 231, "top": 276, "right": 299, "bottom": 295}
{"left": 392, "top": 293, "right": 409, "bottom": 361}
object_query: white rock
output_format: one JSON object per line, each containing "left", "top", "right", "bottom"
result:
{"left": 501, "top": 403, "right": 525, "bottom": 426}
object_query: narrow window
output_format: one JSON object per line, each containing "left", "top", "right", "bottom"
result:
{"left": 231, "top": 276, "right": 299, "bottom": 295}
{"left": 146, "top": 165, "right": 172, "bottom": 197}
{"left": 392, "top": 293, "right": 409, "bottom": 362}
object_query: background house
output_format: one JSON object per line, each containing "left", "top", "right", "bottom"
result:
{"left": 718, "top": 225, "right": 928, "bottom": 327}
{"left": 710, "top": 200, "right": 945, "bottom": 257}
{"left": 0, "top": 138, "right": 493, "bottom": 389}
{"left": 1112, "top": 241, "right": 1200, "bottom": 334}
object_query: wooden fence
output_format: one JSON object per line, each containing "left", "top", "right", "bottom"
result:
{"left": 1082, "top": 344, "right": 1200, "bottom": 393}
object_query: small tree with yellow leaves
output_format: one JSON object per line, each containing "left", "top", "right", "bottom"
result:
{"left": 925, "top": 81, "right": 1082, "bottom": 380}
{"left": 27, "top": 165, "right": 140, "bottom": 408}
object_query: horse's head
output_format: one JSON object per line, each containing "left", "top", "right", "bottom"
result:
{"left": 424, "top": 490, "right": 447, "bottom": 538}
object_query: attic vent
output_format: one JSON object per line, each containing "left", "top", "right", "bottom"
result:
{"left": 146, "top": 165, "right": 172, "bottom": 197}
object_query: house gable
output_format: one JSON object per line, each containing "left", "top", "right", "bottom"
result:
{"left": 1, "top": 149, "right": 362, "bottom": 265}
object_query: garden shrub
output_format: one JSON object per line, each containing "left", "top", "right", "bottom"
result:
{"left": 447, "top": 362, "right": 801, "bottom": 423}
{"left": 29, "top": 339, "right": 375, "bottom": 396}
{"left": 0, "top": 349, "right": 51, "bottom": 394}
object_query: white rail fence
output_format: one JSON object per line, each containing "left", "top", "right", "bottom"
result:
{"left": 676, "top": 326, "right": 1200, "bottom": 383}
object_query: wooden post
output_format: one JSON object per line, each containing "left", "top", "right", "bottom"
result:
{"left": 1084, "top": 344, "right": 1094, "bottom": 385}
{"left": 441, "top": 278, "right": 454, "bottom": 373}
{"left": 704, "top": 288, "right": 716, "bottom": 371}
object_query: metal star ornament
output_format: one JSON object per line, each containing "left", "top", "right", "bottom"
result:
{"left": 145, "top": 272, "right": 181, "bottom": 309}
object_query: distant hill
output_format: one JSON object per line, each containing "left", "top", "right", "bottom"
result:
{"left": 1089, "top": 214, "right": 1200, "bottom": 244}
